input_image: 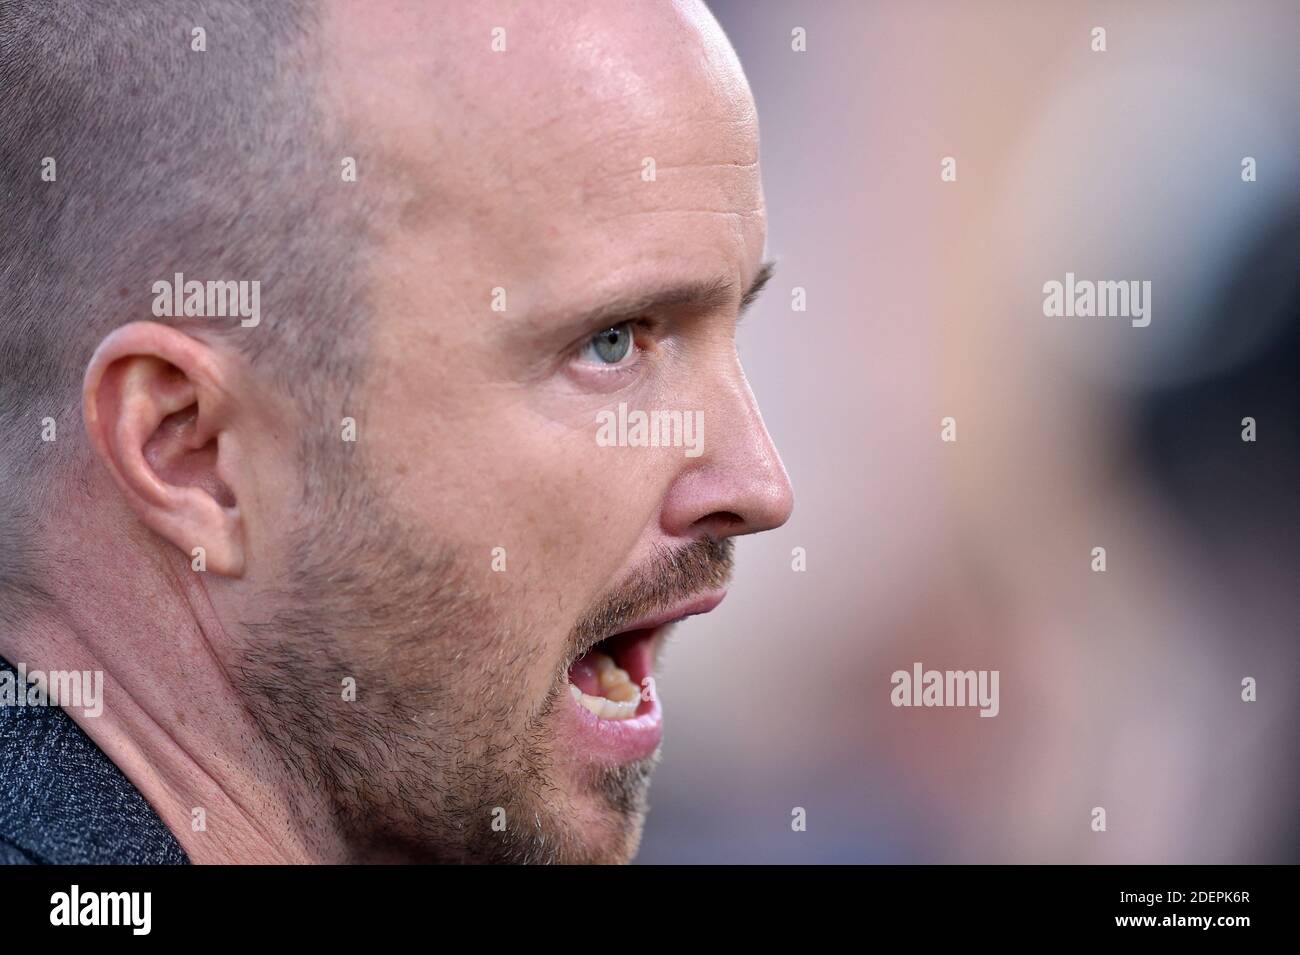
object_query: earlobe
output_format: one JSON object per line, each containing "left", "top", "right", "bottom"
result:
{"left": 83, "top": 322, "right": 245, "bottom": 577}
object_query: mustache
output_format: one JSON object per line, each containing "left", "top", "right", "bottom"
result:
{"left": 568, "top": 536, "right": 734, "bottom": 662}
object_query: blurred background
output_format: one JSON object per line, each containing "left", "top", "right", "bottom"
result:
{"left": 638, "top": 0, "right": 1299, "bottom": 863}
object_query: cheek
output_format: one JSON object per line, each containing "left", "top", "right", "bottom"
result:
{"left": 447, "top": 422, "right": 671, "bottom": 630}
{"left": 376, "top": 366, "right": 674, "bottom": 639}
{"left": 491, "top": 433, "right": 668, "bottom": 601}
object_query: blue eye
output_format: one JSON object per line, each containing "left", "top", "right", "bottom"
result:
{"left": 584, "top": 324, "right": 633, "bottom": 365}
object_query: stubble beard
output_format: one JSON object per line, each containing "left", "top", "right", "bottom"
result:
{"left": 229, "top": 482, "right": 661, "bottom": 863}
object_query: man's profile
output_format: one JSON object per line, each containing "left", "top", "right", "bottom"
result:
{"left": 0, "top": 0, "right": 792, "bottom": 863}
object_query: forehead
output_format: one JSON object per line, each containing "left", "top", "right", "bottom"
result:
{"left": 320, "top": 0, "right": 765, "bottom": 319}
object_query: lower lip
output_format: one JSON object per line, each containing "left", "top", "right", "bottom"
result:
{"left": 557, "top": 626, "right": 664, "bottom": 765}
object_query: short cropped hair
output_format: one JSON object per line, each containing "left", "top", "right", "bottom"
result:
{"left": 0, "top": 0, "right": 375, "bottom": 620}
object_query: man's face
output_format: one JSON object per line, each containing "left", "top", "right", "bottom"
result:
{"left": 232, "top": 1, "right": 792, "bottom": 863}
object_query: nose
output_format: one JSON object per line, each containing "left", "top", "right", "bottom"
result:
{"left": 659, "top": 361, "right": 794, "bottom": 541}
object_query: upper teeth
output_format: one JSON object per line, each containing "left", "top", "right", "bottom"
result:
{"left": 570, "top": 651, "right": 641, "bottom": 720}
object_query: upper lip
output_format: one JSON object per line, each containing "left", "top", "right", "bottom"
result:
{"left": 569, "top": 589, "right": 727, "bottom": 665}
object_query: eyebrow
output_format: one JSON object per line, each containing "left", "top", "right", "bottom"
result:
{"left": 739, "top": 259, "right": 776, "bottom": 316}
{"left": 567, "top": 259, "right": 777, "bottom": 331}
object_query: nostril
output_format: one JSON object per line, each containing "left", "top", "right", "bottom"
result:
{"left": 697, "top": 512, "right": 745, "bottom": 535}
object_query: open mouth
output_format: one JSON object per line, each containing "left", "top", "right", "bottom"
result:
{"left": 567, "top": 628, "right": 656, "bottom": 721}
{"left": 556, "top": 589, "right": 726, "bottom": 766}
{"left": 562, "top": 590, "right": 727, "bottom": 723}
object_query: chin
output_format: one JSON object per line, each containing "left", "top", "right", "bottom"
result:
{"left": 544, "top": 753, "right": 660, "bottom": 864}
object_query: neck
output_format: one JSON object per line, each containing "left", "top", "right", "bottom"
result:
{"left": 2, "top": 559, "right": 344, "bottom": 863}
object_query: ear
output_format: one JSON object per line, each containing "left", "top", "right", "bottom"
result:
{"left": 83, "top": 321, "right": 245, "bottom": 576}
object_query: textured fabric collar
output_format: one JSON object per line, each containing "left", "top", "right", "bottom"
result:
{"left": 0, "top": 656, "right": 188, "bottom": 865}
